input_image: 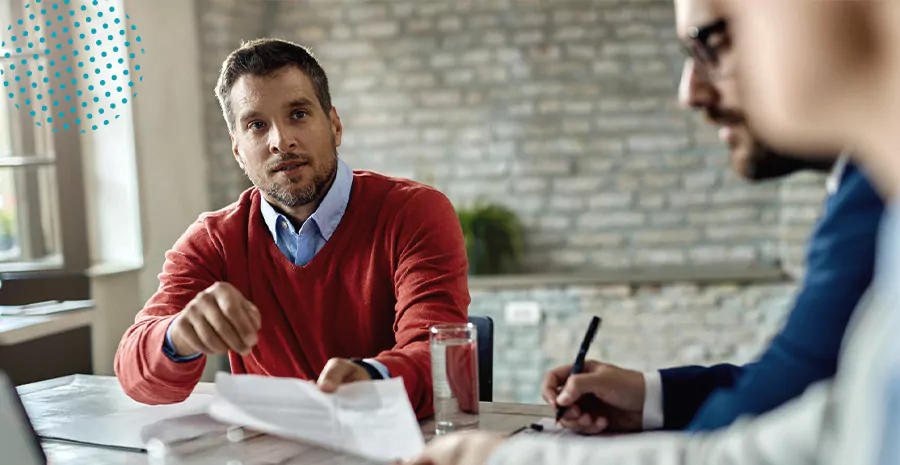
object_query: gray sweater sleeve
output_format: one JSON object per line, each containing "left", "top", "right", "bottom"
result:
{"left": 487, "top": 381, "right": 828, "bottom": 465}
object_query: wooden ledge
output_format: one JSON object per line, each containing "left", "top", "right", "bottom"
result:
{"left": 467, "top": 266, "right": 791, "bottom": 289}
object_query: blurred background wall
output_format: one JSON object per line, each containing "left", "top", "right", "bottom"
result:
{"left": 0, "top": 0, "right": 832, "bottom": 401}
{"left": 192, "top": 0, "right": 828, "bottom": 402}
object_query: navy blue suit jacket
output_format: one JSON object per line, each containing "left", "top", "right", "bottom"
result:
{"left": 659, "top": 162, "right": 884, "bottom": 431}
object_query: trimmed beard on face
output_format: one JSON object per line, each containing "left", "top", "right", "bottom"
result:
{"left": 745, "top": 140, "right": 836, "bottom": 181}
{"left": 244, "top": 150, "right": 339, "bottom": 208}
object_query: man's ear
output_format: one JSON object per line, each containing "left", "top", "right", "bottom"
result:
{"left": 330, "top": 107, "right": 343, "bottom": 148}
{"left": 231, "top": 133, "right": 244, "bottom": 170}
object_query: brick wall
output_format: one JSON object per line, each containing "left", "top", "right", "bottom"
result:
{"left": 197, "top": 0, "right": 826, "bottom": 274}
{"left": 470, "top": 278, "right": 794, "bottom": 403}
{"left": 195, "top": 0, "right": 830, "bottom": 403}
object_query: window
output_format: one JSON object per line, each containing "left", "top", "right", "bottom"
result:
{"left": 0, "top": 0, "right": 88, "bottom": 277}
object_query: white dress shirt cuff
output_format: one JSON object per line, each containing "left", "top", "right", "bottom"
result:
{"left": 642, "top": 371, "right": 664, "bottom": 430}
{"left": 364, "top": 358, "right": 391, "bottom": 380}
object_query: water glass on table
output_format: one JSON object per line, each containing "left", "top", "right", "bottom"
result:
{"left": 430, "top": 322, "right": 479, "bottom": 435}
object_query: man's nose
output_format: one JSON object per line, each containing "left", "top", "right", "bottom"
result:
{"left": 269, "top": 125, "right": 298, "bottom": 154}
{"left": 678, "top": 59, "right": 718, "bottom": 110}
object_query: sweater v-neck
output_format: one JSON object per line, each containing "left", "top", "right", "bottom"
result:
{"left": 254, "top": 183, "right": 357, "bottom": 272}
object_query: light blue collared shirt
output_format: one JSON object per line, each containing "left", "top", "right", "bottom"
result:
{"left": 164, "top": 159, "right": 389, "bottom": 379}
{"left": 259, "top": 158, "right": 353, "bottom": 266}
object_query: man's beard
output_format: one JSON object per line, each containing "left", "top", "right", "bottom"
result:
{"left": 246, "top": 150, "right": 338, "bottom": 208}
{"left": 744, "top": 140, "right": 836, "bottom": 181}
{"left": 706, "top": 107, "right": 835, "bottom": 181}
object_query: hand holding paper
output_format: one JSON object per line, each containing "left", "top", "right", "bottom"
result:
{"left": 208, "top": 373, "right": 425, "bottom": 462}
{"left": 316, "top": 358, "right": 375, "bottom": 392}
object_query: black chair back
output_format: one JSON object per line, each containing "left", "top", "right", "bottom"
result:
{"left": 468, "top": 315, "right": 494, "bottom": 402}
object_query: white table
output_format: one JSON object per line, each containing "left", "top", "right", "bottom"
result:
{"left": 18, "top": 375, "right": 552, "bottom": 465}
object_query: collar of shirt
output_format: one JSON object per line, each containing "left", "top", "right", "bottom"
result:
{"left": 826, "top": 153, "right": 851, "bottom": 196}
{"left": 259, "top": 157, "right": 353, "bottom": 243}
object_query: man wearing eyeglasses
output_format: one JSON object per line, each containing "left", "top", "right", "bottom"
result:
{"left": 415, "top": 0, "right": 884, "bottom": 465}
{"left": 409, "top": 0, "right": 886, "bottom": 463}
{"left": 534, "top": 0, "right": 885, "bottom": 436}
{"left": 411, "top": 0, "right": 893, "bottom": 461}
{"left": 675, "top": 16, "right": 831, "bottom": 181}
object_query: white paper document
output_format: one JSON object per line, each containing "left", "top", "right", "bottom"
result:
{"left": 139, "top": 412, "right": 234, "bottom": 447}
{"left": 207, "top": 373, "right": 425, "bottom": 462}
{"left": 38, "top": 394, "right": 213, "bottom": 451}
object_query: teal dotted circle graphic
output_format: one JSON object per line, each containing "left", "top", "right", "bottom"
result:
{"left": 1, "top": 0, "right": 144, "bottom": 132}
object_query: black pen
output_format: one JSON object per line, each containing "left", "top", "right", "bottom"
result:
{"left": 555, "top": 316, "right": 602, "bottom": 423}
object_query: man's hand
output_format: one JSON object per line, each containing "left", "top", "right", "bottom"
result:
{"left": 541, "top": 360, "right": 645, "bottom": 434}
{"left": 407, "top": 431, "right": 505, "bottom": 465}
{"left": 316, "top": 358, "right": 374, "bottom": 393}
{"left": 169, "top": 282, "right": 261, "bottom": 357}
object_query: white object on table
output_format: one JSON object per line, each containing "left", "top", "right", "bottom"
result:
{"left": 37, "top": 394, "right": 213, "bottom": 451}
{"left": 208, "top": 372, "right": 425, "bottom": 462}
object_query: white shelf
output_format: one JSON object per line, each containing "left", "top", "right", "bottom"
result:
{"left": 0, "top": 307, "right": 94, "bottom": 345}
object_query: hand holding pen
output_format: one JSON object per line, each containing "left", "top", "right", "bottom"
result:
{"left": 541, "top": 317, "right": 648, "bottom": 434}
{"left": 555, "top": 316, "right": 602, "bottom": 423}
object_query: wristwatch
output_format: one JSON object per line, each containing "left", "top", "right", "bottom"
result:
{"left": 350, "top": 359, "right": 384, "bottom": 380}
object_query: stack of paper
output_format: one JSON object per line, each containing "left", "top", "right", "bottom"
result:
{"left": 208, "top": 373, "right": 425, "bottom": 462}
{"left": 38, "top": 394, "right": 214, "bottom": 451}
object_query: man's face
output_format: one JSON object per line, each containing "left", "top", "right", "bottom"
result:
{"left": 735, "top": 0, "right": 882, "bottom": 156}
{"left": 229, "top": 66, "right": 342, "bottom": 209}
{"left": 675, "top": 0, "right": 824, "bottom": 180}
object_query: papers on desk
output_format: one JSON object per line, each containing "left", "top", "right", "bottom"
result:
{"left": 208, "top": 373, "right": 425, "bottom": 462}
{"left": 35, "top": 373, "right": 423, "bottom": 462}
{"left": 38, "top": 394, "right": 213, "bottom": 451}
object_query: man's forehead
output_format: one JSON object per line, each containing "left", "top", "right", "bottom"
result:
{"left": 674, "top": 0, "right": 727, "bottom": 38}
{"left": 230, "top": 67, "right": 317, "bottom": 111}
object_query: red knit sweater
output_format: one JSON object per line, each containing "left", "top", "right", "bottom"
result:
{"left": 114, "top": 171, "right": 470, "bottom": 418}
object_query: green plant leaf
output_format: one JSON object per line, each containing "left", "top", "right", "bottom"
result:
{"left": 456, "top": 202, "right": 523, "bottom": 275}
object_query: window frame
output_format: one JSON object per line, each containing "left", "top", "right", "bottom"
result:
{"left": 0, "top": 0, "right": 89, "bottom": 300}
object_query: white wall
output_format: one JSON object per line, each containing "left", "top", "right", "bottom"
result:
{"left": 89, "top": 0, "right": 221, "bottom": 380}
{"left": 123, "top": 0, "right": 208, "bottom": 301}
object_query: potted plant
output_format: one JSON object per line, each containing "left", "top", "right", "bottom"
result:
{"left": 457, "top": 203, "right": 524, "bottom": 275}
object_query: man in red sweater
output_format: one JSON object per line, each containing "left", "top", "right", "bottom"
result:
{"left": 113, "top": 38, "right": 470, "bottom": 418}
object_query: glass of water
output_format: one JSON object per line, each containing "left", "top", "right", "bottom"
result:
{"left": 430, "top": 322, "right": 480, "bottom": 435}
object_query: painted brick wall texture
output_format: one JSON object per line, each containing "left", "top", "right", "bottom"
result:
{"left": 470, "top": 281, "right": 794, "bottom": 403}
{"left": 197, "top": 0, "right": 827, "bottom": 275}
{"left": 195, "top": 0, "right": 830, "bottom": 403}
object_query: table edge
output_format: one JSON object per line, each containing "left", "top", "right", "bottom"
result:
{"left": 17, "top": 374, "right": 78, "bottom": 394}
